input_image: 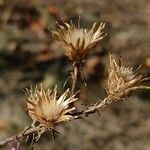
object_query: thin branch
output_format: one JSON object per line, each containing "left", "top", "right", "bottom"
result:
{"left": 72, "top": 97, "right": 111, "bottom": 117}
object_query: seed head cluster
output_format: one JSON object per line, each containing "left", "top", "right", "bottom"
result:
{"left": 25, "top": 85, "right": 77, "bottom": 128}
{"left": 51, "top": 20, "right": 106, "bottom": 64}
{"left": 21, "top": 19, "right": 150, "bottom": 144}
{"left": 106, "top": 54, "right": 150, "bottom": 101}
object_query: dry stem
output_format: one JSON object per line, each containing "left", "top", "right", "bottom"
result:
{"left": 0, "top": 97, "right": 111, "bottom": 146}
{"left": 71, "top": 63, "right": 78, "bottom": 94}
{"left": 72, "top": 97, "right": 111, "bottom": 117}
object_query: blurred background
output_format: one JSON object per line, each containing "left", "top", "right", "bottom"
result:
{"left": 0, "top": 0, "right": 150, "bottom": 149}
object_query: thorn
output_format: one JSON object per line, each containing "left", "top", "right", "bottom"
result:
{"left": 51, "top": 130, "right": 55, "bottom": 140}
{"left": 95, "top": 109, "right": 101, "bottom": 117}
{"left": 53, "top": 129, "right": 60, "bottom": 135}
{"left": 63, "top": 76, "right": 71, "bottom": 88}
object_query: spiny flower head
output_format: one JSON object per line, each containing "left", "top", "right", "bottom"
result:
{"left": 51, "top": 19, "right": 106, "bottom": 64}
{"left": 25, "top": 85, "right": 77, "bottom": 128}
{"left": 106, "top": 54, "right": 150, "bottom": 101}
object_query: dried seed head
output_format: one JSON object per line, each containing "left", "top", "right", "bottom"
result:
{"left": 25, "top": 85, "right": 77, "bottom": 128}
{"left": 106, "top": 54, "right": 150, "bottom": 101}
{"left": 51, "top": 19, "right": 106, "bottom": 64}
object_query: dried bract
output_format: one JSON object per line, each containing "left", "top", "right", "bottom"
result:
{"left": 51, "top": 19, "right": 106, "bottom": 64}
{"left": 25, "top": 85, "right": 77, "bottom": 129}
{"left": 106, "top": 54, "right": 150, "bottom": 101}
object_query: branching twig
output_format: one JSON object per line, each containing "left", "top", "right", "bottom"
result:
{"left": 0, "top": 126, "right": 43, "bottom": 146}
{"left": 0, "top": 127, "right": 33, "bottom": 146}
{"left": 0, "top": 97, "right": 111, "bottom": 147}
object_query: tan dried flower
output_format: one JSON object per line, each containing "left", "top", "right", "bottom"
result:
{"left": 51, "top": 19, "right": 106, "bottom": 64}
{"left": 106, "top": 54, "right": 150, "bottom": 101}
{"left": 25, "top": 85, "right": 77, "bottom": 129}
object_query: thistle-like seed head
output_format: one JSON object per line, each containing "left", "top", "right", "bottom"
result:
{"left": 51, "top": 19, "right": 106, "bottom": 64}
{"left": 25, "top": 85, "right": 77, "bottom": 128}
{"left": 106, "top": 54, "right": 150, "bottom": 101}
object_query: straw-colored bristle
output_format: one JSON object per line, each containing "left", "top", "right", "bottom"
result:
{"left": 25, "top": 85, "right": 77, "bottom": 128}
{"left": 106, "top": 54, "right": 150, "bottom": 101}
{"left": 51, "top": 20, "right": 106, "bottom": 64}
